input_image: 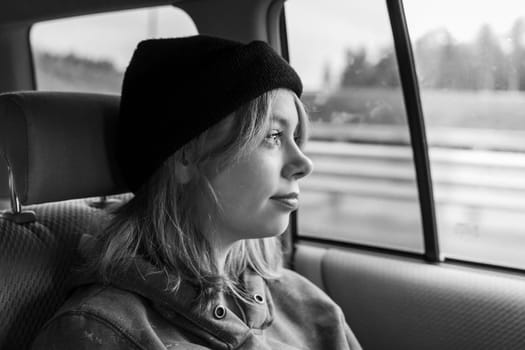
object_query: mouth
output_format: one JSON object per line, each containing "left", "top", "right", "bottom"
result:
{"left": 270, "top": 193, "right": 299, "bottom": 211}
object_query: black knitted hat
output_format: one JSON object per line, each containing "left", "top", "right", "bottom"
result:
{"left": 117, "top": 35, "right": 303, "bottom": 193}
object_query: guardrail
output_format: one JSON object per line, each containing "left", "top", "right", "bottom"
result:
{"left": 309, "top": 123, "right": 525, "bottom": 152}
{"left": 302, "top": 125, "right": 525, "bottom": 212}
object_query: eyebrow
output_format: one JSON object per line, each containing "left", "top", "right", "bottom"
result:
{"left": 272, "top": 115, "right": 298, "bottom": 130}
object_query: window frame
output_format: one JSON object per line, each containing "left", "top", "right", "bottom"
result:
{"left": 281, "top": 0, "right": 441, "bottom": 264}
{"left": 386, "top": 0, "right": 440, "bottom": 262}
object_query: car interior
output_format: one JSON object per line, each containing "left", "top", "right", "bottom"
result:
{"left": 2, "top": 0, "right": 525, "bottom": 349}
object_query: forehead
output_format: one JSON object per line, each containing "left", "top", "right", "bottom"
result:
{"left": 271, "top": 90, "right": 299, "bottom": 127}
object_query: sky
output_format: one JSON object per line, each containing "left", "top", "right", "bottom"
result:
{"left": 31, "top": 6, "right": 198, "bottom": 70}
{"left": 31, "top": 1, "right": 525, "bottom": 91}
{"left": 403, "top": 0, "right": 525, "bottom": 42}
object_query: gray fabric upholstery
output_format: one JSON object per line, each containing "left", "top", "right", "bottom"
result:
{"left": 0, "top": 92, "right": 131, "bottom": 349}
{"left": 0, "top": 198, "right": 115, "bottom": 350}
{"left": 0, "top": 155, "right": 8, "bottom": 200}
{"left": 0, "top": 91, "right": 127, "bottom": 205}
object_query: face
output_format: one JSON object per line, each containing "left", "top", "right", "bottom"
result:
{"left": 201, "top": 89, "right": 313, "bottom": 248}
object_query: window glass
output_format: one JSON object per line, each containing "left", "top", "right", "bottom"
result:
{"left": 31, "top": 6, "right": 198, "bottom": 93}
{"left": 404, "top": 0, "right": 525, "bottom": 268}
{"left": 285, "top": 0, "right": 423, "bottom": 253}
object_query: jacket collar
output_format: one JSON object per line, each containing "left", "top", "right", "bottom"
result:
{"left": 79, "top": 257, "right": 275, "bottom": 349}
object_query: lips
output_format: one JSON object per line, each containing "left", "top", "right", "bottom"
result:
{"left": 270, "top": 193, "right": 299, "bottom": 211}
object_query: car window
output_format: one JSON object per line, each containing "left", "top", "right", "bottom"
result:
{"left": 30, "top": 6, "right": 198, "bottom": 94}
{"left": 285, "top": 0, "right": 424, "bottom": 253}
{"left": 404, "top": 0, "right": 525, "bottom": 269}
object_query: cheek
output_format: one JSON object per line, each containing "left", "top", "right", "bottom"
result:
{"left": 211, "top": 155, "right": 280, "bottom": 208}
{"left": 206, "top": 154, "right": 290, "bottom": 238}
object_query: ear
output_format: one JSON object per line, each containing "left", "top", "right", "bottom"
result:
{"left": 174, "top": 159, "right": 194, "bottom": 184}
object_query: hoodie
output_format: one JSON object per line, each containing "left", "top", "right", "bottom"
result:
{"left": 31, "top": 256, "right": 361, "bottom": 350}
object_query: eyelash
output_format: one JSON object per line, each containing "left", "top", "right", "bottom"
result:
{"left": 264, "top": 130, "right": 302, "bottom": 147}
{"left": 265, "top": 130, "right": 283, "bottom": 146}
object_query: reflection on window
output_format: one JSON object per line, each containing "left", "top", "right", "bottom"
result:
{"left": 31, "top": 6, "right": 198, "bottom": 93}
{"left": 285, "top": 0, "right": 423, "bottom": 253}
{"left": 404, "top": 0, "right": 525, "bottom": 269}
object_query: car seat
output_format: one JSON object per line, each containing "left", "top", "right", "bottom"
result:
{"left": 0, "top": 147, "right": 9, "bottom": 210}
{"left": 0, "top": 91, "right": 128, "bottom": 350}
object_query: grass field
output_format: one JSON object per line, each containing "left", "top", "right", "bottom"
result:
{"left": 304, "top": 87, "right": 525, "bottom": 130}
{"left": 34, "top": 52, "right": 123, "bottom": 94}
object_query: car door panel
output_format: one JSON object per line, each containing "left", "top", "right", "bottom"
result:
{"left": 295, "top": 243, "right": 525, "bottom": 350}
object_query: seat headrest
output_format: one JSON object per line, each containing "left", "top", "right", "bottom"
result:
{"left": 0, "top": 91, "right": 128, "bottom": 205}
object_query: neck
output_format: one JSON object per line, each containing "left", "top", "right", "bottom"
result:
{"left": 201, "top": 218, "right": 239, "bottom": 276}
{"left": 212, "top": 234, "right": 238, "bottom": 276}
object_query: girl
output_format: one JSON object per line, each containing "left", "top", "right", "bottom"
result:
{"left": 32, "top": 35, "right": 361, "bottom": 350}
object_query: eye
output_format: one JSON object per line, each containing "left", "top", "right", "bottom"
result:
{"left": 264, "top": 130, "right": 283, "bottom": 146}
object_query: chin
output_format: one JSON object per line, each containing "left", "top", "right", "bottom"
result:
{"left": 236, "top": 212, "right": 292, "bottom": 239}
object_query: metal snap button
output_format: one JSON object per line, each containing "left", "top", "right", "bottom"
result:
{"left": 253, "top": 293, "right": 265, "bottom": 304}
{"left": 213, "top": 305, "right": 227, "bottom": 319}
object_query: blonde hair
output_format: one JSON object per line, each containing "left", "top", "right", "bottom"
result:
{"left": 89, "top": 89, "right": 309, "bottom": 306}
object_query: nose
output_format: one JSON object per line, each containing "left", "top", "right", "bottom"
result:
{"left": 282, "top": 145, "right": 314, "bottom": 180}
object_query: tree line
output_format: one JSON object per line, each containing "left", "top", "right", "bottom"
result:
{"left": 336, "top": 18, "right": 525, "bottom": 91}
